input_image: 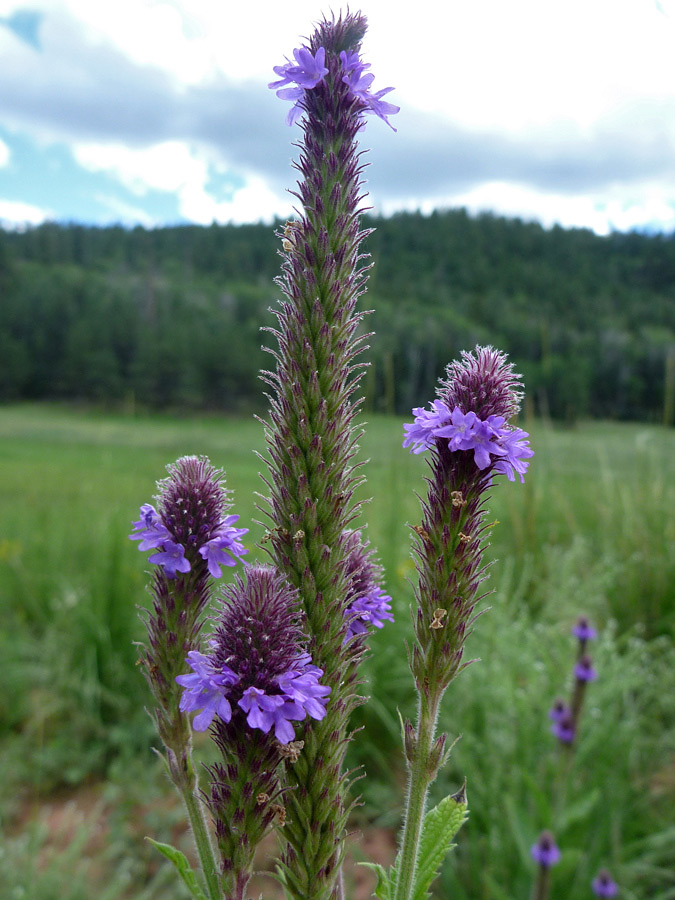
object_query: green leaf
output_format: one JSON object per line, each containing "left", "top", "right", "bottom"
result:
{"left": 556, "top": 788, "right": 600, "bottom": 834}
{"left": 411, "top": 793, "right": 468, "bottom": 900}
{"left": 146, "top": 837, "right": 210, "bottom": 900}
{"left": 360, "top": 862, "right": 393, "bottom": 900}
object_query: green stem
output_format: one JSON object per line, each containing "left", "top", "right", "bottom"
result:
{"left": 394, "top": 693, "right": 440, "bottom": 900}
{"left": 167, "top": 746, "right": 221, "bottom": 900}
{"left": 183, "top": 783, "right": 220, "bottom": 900}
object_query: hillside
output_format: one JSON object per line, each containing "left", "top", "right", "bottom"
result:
{"left": 1, "top": 210, "right": 674, "bottom": 421}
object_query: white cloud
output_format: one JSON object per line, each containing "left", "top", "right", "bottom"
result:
{"left": 72, "top": 138, "right": 289, "bottom": 224}
{"left": 179, "top": 173, "right": 290, "bottom": 225}
{"left": 73, "top": 140, "right": 208, "bottom": 195}
{"left": 400, "top": 180, "right": 675, "bottom": 236}
{"left": 0, "top": 138, "right": 9, "bottom": 166}
{"left": 2, "top": 0, "right": 675, "bottom": 232}
{"left": 0, "top": 198, "right": 51, "bottom": 226}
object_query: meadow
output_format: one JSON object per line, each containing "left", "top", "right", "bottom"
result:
{"left": 1, "top": 404, "right": 674, "bottom": 899}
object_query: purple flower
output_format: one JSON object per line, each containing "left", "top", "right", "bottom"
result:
{"left": 492, "top": 426, "right": 534, "bottom": 482}
{"left": 342, "top": 529, "right": 394, "bottom": 641}
{"left": 269, "top": 45, "right": 328, "bottom": 126}
{"left": 592, "top": 870, "right": 619, "bottom": 897}
{"left": 236, "top": 653, "right": 330, "bottom": 744}
{"left": 238, "top": 687, "right": 303, "bottom": 744}
{"left": 548, "top": 699, "right": 568, "bottom": 723}
{"left": 403, "top": 397, "right": 533, "bottom": 482}
{"left": 198, "top": 514, "right": 249, "bottom": 578}
{"left": 403, "top": 400, "right": 453, "bottom": 454}
{"left": 276, "top": 654, "right": 331, "bottom": 720}
{"left": 148, "top": 540, "right": 191, "bottom": 579}
{"left": 572, "top": 616, "right": 597, "bottom": 643}
{"left": 191, "top": 566, "right": 332, "bottom": 744}
{"left": 551, "top": 711, "right": 575, "bottom": 745}
{"left": 575, "top": 655, "right": 598, "bottom": 682}
{"left": 345, "top": 588, "right": 394, "bottom": 640}
{"left": 176, "top": 651, "right": 239, "bottom": 731}
{"left": 129, "top": 503, "right": 171, "bottom": 550}
{"left": 531, "top": 831, "right": 561, "bottom": 868}
{"left": 341, "top": 52, "right": 399, "bottom": 130}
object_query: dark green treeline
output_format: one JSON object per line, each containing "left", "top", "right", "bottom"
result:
{"left": 1, "top": 209, "right": 674, "bottom": 422}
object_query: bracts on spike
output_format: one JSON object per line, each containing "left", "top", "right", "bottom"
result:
{"left": 263, "top": 11, "right": 398, "bottom": 900}
{"left": 130, "top": 456, "right": 249, "bottom": 900}
{"left": 393, "top": 347, "right": 533, "bottom": 900}
{"left": 176, "top": 565, "right": 331, "bottom": 899}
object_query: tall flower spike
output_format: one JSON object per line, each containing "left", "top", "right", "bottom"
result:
{"left": 261, "top": 12, "right": 397, "bottom": 900}
{"left": 393, "top": 346, "right": 527, "bottom": 900}
{"left": 132, "top": 456, "right": 248, "bottom": 900}
{"left": 531, "top": 831, "right": 561, "bottom": 900}
{"left": 191, "top": 565, "right": 329, "bottom": 900}
{"left": 409, "top": 347, "right": 527, "bottom": 694}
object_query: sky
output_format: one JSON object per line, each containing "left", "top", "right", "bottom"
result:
{"left": 1, "top": 0, "right": 675, "bottom": 235}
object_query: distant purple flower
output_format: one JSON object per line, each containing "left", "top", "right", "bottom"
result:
{"left": 198, "top": 514, "right": 249, "bottom": 578}
{"left": 345, "top": 588, "right": 394, "bottom": 640}
{"left": 531, "top": 831, "right": 561, "bottom": 868}
{"left": 592, "top": 870, "right": 619, "bottom": 897}
{"left": 129, "top": 503, "right": 171, "bottom": 550}
{"left": 551, "top": 711, "right": 575, "bottom": 745}
{"left": 269, "top": 45, "right": 328, "bottom": 126}
{"left": 572, "top": 616, "right": 597, "bottom": 643}
{"left": 575, "top": 655, "right": 598, "bottom": 682}
{"left": 176, "top": 651, "right": 239, "bottom": 731}
{"left": 548, "top": 698, "right": 568, "bottom": 723}
{"left": 148, "top": 540, "right": 191, "bottom": 579}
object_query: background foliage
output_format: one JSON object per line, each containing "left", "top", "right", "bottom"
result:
{"left": 1, "top": 406, "right": 674, "bottom": 899}
{"left": 2, "top": 210, "right": 675, "bottom": 422}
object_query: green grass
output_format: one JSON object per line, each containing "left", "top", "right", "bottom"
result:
{"left": 1, "top": 404, "right": 674, "bottom": 899}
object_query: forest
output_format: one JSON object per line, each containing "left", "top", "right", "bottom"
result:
{"left": 1, "top": 208, "right": 674, "bottom": 423}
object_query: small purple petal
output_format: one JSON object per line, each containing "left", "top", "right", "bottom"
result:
{"left": 148, "top": 540, "right": 191, "bottom": 578}
{"left": 176, "top": 650, "right": 239, "bottom": 731}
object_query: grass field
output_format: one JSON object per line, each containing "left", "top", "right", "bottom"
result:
{"left": 1, "top": 404, "right": 674, "bottom": 900}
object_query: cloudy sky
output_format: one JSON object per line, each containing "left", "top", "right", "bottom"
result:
{"left": 1, "top": 0, "right": 674, "bottom": 234}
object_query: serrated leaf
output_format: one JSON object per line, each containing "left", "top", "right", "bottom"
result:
{"left": 146, "top": 837, "right": 209, "bottom": 900}
{"left": 360, "top": 861, "right": 393, "bottom": 900}
{"left": 412, "top": 794, "right": 468, "bottom": 900}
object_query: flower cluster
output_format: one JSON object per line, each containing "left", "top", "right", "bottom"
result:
{"left": 176, "top": 566, "right": 330, "bottom": 745}
{"left": 343, "top": 529, "right": 394, "bottom": 641}
{"left": 548, "top": 615, "right": 598, "bottom": 746}
{"left": 403, "top": 400, "right": 533, "bottom": 482}
{"left": 130, "top": 502, "right": 248, "bottom": 578}
{"left": 593, "top": 870, "right": 619, "bottom": 897}
{"left": 269, "top": 42, "right": 399, "bottom": 129}
{"left": 340, "top": 49, "right": 400, "bottom": 130}
{"left": 531, "top": 831, "right": 561, "bottom": 868}
{"left": 178, "top": 648, "right": 329, "bottom": 743}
